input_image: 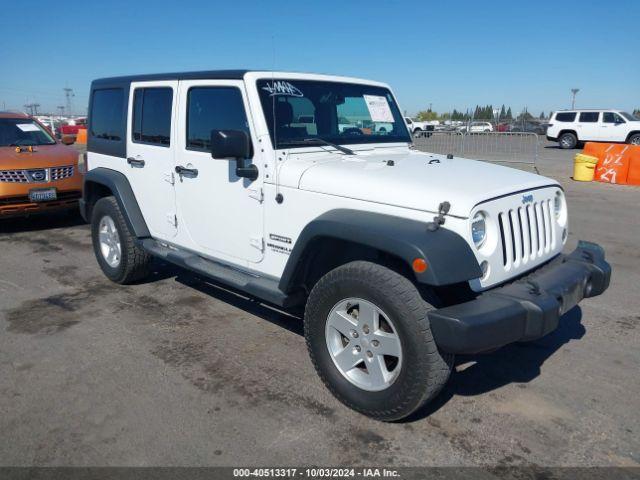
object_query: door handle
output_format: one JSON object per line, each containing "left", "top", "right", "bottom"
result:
{"left": 175, "top": 165, "right": 199, "bottom": 178}
{"left": 127, "top": 157, "right": 145, "bottom": 168}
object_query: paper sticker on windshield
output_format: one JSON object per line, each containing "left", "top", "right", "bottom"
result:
{"left": 363, "top": 95, "right": 395, "bottom": 123}
{"left": 16, "top": 123, "right": 40, "bottom": 132}
{"left": 262, "top": 81, "right": 304, "bottom": 97}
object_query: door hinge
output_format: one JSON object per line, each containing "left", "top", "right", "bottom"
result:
{"left": 250, "top": 236, "right": 264, "bottom": 252}
{"left": 248, "top": 187, "right": 264, "bottom": 203}
{"left": 167, "top": 213, "right": 178, "bottom": 228}
{"left": 165, "top": 171, "right": 175, "bottom": 185}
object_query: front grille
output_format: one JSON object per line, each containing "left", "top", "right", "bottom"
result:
{"left": 50, "top": 166, "right": 74, "bottom": 180}
{"left": 0, "top": 166, "right": 74, "bottom": 183}
{"left": 0, "top": 170, "right": 29, "bottom": 183}
{"left": 498, "top": 199, "right": 556, "bottom": 271}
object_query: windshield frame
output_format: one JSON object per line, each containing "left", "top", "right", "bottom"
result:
{"left": 0, "top": 117, "right": 57, "bottom": 147}
{"left": 255, "top": 77, "right": 411, "bottom": 150}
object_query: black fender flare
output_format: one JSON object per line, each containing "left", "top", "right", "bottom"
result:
{"left": 278, "top": 209, "right": 482, "bottom": 293}
{"left": 82, "top": 167, "right": 150, "bottom": 238}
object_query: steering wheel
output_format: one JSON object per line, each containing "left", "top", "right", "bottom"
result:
{"left": 341, "top": 127, "right": 364, "bottom": 136}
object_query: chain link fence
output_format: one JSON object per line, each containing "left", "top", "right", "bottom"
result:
{"left": 413, "top": 131, "right": 540, "bottom": 173}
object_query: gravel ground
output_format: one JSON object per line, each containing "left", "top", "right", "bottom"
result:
{"left": 0, "top": 141, "right": 638, "bottom": 467}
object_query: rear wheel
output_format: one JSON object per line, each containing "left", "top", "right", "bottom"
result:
{"left": 91, "top": 196, "right": 151, "bottom": 284}
{"left": 627, "top": 133, "right": 640, "bottom": 145}
{"left": 304, "top": 261, "right": 453, "bottom": 421}
{"left": 559, "top": 132, "right": 578, "bottom": 149}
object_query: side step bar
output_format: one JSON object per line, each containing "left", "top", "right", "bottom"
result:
{"left": 140, "top": 239, "right": 303, "bottom": 308}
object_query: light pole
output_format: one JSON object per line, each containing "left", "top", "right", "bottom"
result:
{"left": 571, "top": 88, "right": 580, "bottom": 109}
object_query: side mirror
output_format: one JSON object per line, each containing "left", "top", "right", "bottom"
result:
{"left": 210, "top": 129, "right": 258, "bottom": 181}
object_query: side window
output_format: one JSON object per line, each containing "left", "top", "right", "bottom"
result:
{"left": 555, "top": 112, "right": 576, "bottom": 122}
{"left": 603, "top": 112, "right": 625, "bottom": 124}
{"left": 186, "top": 87, "right": 250, "bottom": 152}
{"left": 132, "top": 87, "right": 173, "bottom": 146}
{"left": 579, "top": 112, "right": 599, "bottom": 122}
{"left": 90, "top": 88, "right": 124, "bottom": 140}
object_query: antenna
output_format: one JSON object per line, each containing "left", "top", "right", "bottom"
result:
{"left": 271, "top": 34, "right": 284, "bottom": 203}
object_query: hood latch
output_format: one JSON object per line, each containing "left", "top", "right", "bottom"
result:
{"left": 427, "top": 202, "right": 451, "bottom": 232}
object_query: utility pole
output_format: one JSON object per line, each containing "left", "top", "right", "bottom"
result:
{"left": 33, "top": 103, "right": 40, "bottom": 116}
{"left": 571, "top": 88, "right": 580, "bottom": 109}
{"left": 64, "top": 87, "right": 75, "bottom": 115}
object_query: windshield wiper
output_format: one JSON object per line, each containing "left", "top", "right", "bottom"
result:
{"left": 284, "top": 138, "right": 354, "bottom": 155}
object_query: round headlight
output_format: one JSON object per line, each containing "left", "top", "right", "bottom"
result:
{"left": 471, "top": 212, "right": 487, "bottom": 248}
{"left": 554, "top": 193, "right": 562, "bottom": 219}
{"left": 554, "top": 191, "right": 568, "bottom": 227}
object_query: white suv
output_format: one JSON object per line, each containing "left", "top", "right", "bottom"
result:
{"left": 81, "top": 70, "right": 610, "bottom": 420}
{"left": 547, "top": 109, "right": 640, "bottom": 149}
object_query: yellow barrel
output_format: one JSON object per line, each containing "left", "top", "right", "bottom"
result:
{"left": 573, "top": 153, "right": 598, "bottom": 182}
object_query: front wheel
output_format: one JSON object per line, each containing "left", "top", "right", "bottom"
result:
{"left": 627, "top": 133, "right": 640, "bottom": 145}
{"left": 304, "top": 261, "right": 453, "bottom": 421}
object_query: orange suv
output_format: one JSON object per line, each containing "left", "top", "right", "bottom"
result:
{"left": 1, "top": 111, "right": 83, "bottom": 218}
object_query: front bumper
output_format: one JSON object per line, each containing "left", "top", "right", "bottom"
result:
{"left": 429, "top": 241, "right": 611, "bottom": 354}
{"left": 0, "top": 191, "right": 81, "bottom": 218}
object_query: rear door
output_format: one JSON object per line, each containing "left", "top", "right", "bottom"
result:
{"left": 126, "top": 81, "right": 178, "bottom": 240}
{"left": 576, "top": 111, "right": 600, "bottom": 140}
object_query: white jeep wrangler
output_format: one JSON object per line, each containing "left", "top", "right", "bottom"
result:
{"left": 82, "top": 70, "right": 611, "bottom": 421}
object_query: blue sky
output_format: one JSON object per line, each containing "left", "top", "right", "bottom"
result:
{"left": 1, "top": 0, "right": 638, "bottom": 116}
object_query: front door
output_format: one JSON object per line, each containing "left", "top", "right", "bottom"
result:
{"left": 126, "top": 81, "right": 178, "bottom": 240}
{"left": 601, "top": 112, "right": 628, "bottom": 142}
{"left": 173, "top": 80, "right": 264, "bottom": 264}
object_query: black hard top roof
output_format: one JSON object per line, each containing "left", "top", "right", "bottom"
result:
{"left": 91, "top": 69, "right": 252, "bottom": 86}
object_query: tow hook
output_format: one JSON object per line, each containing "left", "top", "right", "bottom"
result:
{"left": 427, "top": 201, "right": 451, "bottom": 232}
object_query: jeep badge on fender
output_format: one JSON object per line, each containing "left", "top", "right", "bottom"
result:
{"left": 81, "top": 70, "right": 611, "bottom": 421}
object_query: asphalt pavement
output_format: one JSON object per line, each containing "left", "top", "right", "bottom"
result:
{"left": 0, "top": 141, "right": 638, "bottom": 467}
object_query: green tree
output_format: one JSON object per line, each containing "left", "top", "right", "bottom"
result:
{"left": 500, "top": 104, "right": 506, "bottom": 119}
{"left": 416, "top": 109, "right": 439, "bottom": 121}
{"left": 506, "top": 107, "right": 513, "bottom": 120}
{"left": 539, "top": 111, "right": 545, "bottom": 119}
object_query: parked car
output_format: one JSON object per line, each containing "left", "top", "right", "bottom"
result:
{"left": 404, "top": 117, "right": 431, "bottom": 135}
{"left": 0, "top": 111, "right": 83, "bottom": 218}
{"left": 546, "top": 109, "right": 640, "bottom": 149}
{"left": 457, "top": 121, "right": 494, "bottom": 133}
{"left": 82, "top": 70, "right": 611, "bottom": 421}
{"left": 509, "top": 122, "right": 547, "bottom": 135}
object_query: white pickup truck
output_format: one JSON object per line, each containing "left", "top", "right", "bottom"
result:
{"left": 81, "top": 70, "right": 611, "bottom": 421}
{"left": 404, "top": 117, "right": 432, "bottom": 135}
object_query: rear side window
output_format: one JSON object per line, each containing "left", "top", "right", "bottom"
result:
{"left": 132, "top": 88, "right": 173, "bottom": 146}
{"left": 579, "top": 112, "right": 599, "bottom": 122}
{"left": 555, "top": 112, "right": 576, "bottom": 122}
{"left": 186, "top": 87, "right": 250, "bottom": 152}
{"left": 90, "top": 88, "right": 124, "bottom": 140}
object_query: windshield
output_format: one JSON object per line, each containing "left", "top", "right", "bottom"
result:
{"left": 620, "top": 112, "right": 639, "bottom": 121}
{"left": 0, "top": 118, "right": 56, "bottom": 147}
{"left": 257, "top": 79, "right": 411, "bottom": 149}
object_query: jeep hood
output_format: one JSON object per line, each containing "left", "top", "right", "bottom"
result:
{"left": 292, "top": 149, "right": 557, "bottom": 218}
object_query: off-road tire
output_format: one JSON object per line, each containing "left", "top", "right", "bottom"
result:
{"left": 559, "top": 132, "right": 578, "bottom": 149}
{"left": 304, "top": 261, "right": 453, "bottom": 421}
{"left": 91, "top": 196, "right": 151, "bottom": 284}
